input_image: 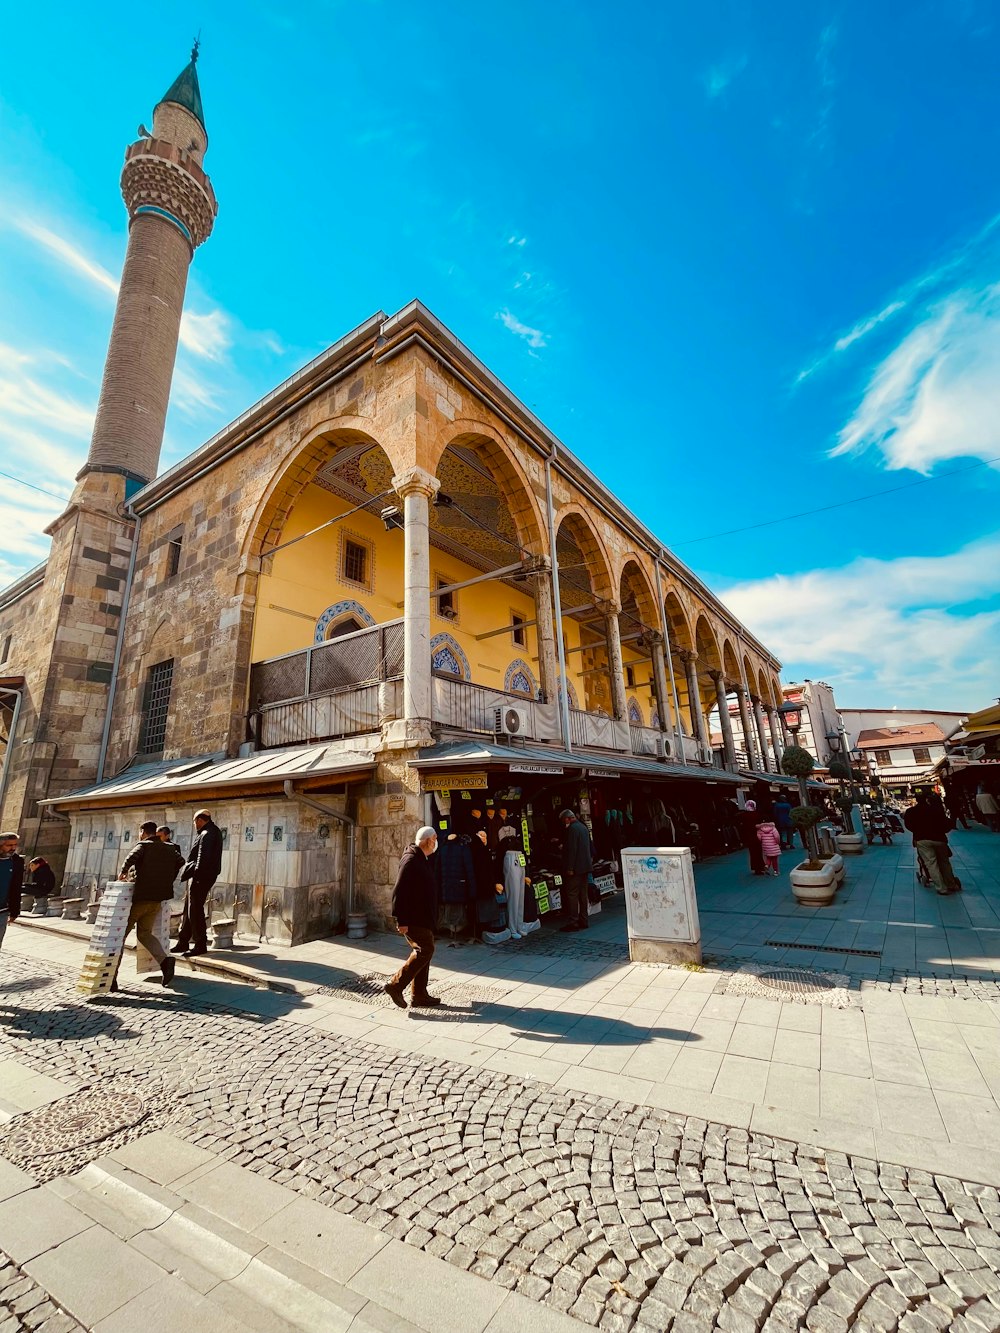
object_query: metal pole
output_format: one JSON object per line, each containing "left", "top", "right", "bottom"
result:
{"left": 0, "top": 686, "right": 23, "bottom": 817}
{"left": 545, "top": 452, "right": 572, "bottom": 752}
{"left": 654, "top": 558, "right": 685, "bottom": 764}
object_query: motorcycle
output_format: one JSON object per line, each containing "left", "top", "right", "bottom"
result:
{"left": 868, "top": 812, "right": 892, "bottom": 845}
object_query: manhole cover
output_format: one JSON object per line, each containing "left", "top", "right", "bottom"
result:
{"left": 5, "top": 1081, "right": 149, "bottom": 1159}
{"left": 757, "top": 969, "right": 837, "bottom": 995}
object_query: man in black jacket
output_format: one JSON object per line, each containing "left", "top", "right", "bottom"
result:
{"left": 0, "top": 832, "right": 24, "bottom": 951}
{"left": 904, "top": 792, "right": 960, "bottom": 895}
{"left": 115, "top": 821, "right": 185, "bottom": 988}
{"left": 560, "top": 809, "right": 593, "bottom": 933}
{"left": 385, "top": 826, "right": 440, "bottom": 1009}
{"left": 172, "top": 809, "right": 223, "bottom": 957}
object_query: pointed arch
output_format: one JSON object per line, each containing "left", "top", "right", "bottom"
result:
{"left": 619, "top": 557, "right": 658, "bottom": 629}
{"left": 438, "top": 428, "right": 545, "bottom": 557}
{"left": 627, "top": 697, "right": 645, "bottom": 726}
{"left": 554, "top": 508, "right": 615, "bottom": 602}
{"left": 314, "top": 600, "right": 376, "bottom": 644}
{"left": 722, "top": 638, "right": 741, "bottom": 685}
{"left": 430, "top": 632, "right": 471, "bottom": 681}
{"left": 663, "top": 588, "right": 693, "bottom": 652}
{"left": 504, "top": 658, "right": 538, "bottom": 697}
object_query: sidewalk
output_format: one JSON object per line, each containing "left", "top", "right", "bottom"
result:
{"left": 7, "top": 824, "right": 1000, "bottom": 1184}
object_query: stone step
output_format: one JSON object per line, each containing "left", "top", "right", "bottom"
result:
{"left": 42, "top": 1156, "right": 414, "bottom": 1333}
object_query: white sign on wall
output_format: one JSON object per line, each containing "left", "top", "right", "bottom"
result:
{"left": 621, "top": 846, "right": 701, "bottom": 964}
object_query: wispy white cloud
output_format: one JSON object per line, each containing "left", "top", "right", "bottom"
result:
{"left": 507, "top": 234, "right": 527, "bottom": 248}
{"left": 497, "top": 308, "right": 548, "bottom": 352}
{"left": 8, "top": 217, "right": 119, "bottom": 296}
{"left": 704, "top": 54, "right": 747, "bottom": 100}
{"left": 720, "top": 536, "right": 1000, "bottom": 709}
{"left": 832, "top": 284, "right": 1000, "bottom": 472}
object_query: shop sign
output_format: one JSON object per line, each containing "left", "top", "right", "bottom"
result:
{"left": 422, "top": 771, "right": 489, "bottom": 791}
{"left": 588, "top": 768, "right": 621, "bottom": 779}
{"left": 509, "top": 763, "right": 564, "bottom": 775}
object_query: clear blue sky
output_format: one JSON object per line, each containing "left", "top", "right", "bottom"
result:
{"left": 2, "top": 1, "right": 998, "bottom": 710}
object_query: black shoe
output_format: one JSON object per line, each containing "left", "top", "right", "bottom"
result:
{"left": 411, "top": 995, "right": 442, "bottom": 1008}
{"left": 161, "top": 958, "right": 176, "bottom": 987}
{"left": 170, "top": 943, "right": 187, "bottom": 954}
{"left": 384, "top": 982, "right": 407, "bottom": 1009}
{"left": 185, "top": 947, "right": 208, "bottom": 957}
{"left": 109, "top": 979, "right": 120, "bottom": 993}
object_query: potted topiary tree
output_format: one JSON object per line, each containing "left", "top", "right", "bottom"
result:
{"left": 828, "top": 757, "right": 865, "bottom": 855}
{"left": 782, "top": 745, "right": 837, "bottom": 905}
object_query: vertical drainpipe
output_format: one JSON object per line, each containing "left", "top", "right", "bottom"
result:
{"left": 544, "top": 450, "right": 572, "bottom": 753}
{"left": 654, "top": 556, "right": 686, "bottom": 766}
{"left": 96, "top": 512, "right": 141, "bottom": 783}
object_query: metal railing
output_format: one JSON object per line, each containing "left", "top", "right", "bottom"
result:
{"left": 431, "top": 674, "right": 555, "bottom": 737}
{"left": 253, "top": 682, "right": 393, "bottom": 749}
{"left": 249, "top": 619, "right": 404, "bottom": 708}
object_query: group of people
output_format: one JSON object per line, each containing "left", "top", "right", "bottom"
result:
{"left": 385, "top": 808, "right": 593, "bottom": 1010}
{"left": 736, "top": 796, "right": 797, "bottom": 877}
{"left": 0, "top": 811, "right": 224, "bottom": 991}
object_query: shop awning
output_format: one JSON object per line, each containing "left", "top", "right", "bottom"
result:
{"left": 41, "top": 743, "right": 377, "bottom": 809}
{"left": 410, "top": 739, "right": 746, "bottom": 785}
{"left": 738, "top": 768, "right": 829, "bottom": 792}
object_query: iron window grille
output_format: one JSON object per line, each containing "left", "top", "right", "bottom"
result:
{"left": 343, "top": 539, "right": 368, "bottom": 587}
{"left": 140, "top": 658, "right": 174, "bottom": 754}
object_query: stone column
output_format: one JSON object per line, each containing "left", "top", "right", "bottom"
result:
{"left": 649, "top": 632, "right": 670, "bottom": 733}
{"left": 680, "top": 651, "right": 706, "bottom": 748}
{"left": 605, "top": 604, "right": 629, "bottom": 721}
{"left": 754, "top": 697, "right": 772, "bottom": 773}
{"left": 709, "top": 670, "right": 737, "bottom": 769}
{"left": 735, "top": 685, "right": 756, "bottom": 771}
{"left": 390, "top": 466, "right": 439, "bottom": 744}
{"left": 768, "top": 706, "right": 784, "bottom": 765}
{"left": 532, "top": 559, "right": 559, "bottom": 704}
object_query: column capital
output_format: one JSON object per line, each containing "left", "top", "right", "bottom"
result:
{"left": 392, "top": 466, "right": 440, "bottom": 500}
{"left": 707, "top": 667, "right": 723, "bottom": 684}
{"left": 646, "top": 628, "right": 664, "bottom": 648}
{"left": 526, "top": 554, "right": 552, "bottom": 576}
{"left": 733, "top": 680, "right": 747, "bottom": 696}
{"left": 678, "top": 649, "right": 698, "bottom": 666}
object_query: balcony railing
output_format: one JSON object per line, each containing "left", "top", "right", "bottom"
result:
{"left": 249, "top": 620, "right": 404, "bottom": 708}
{"left": 255, "top": 682, "right": 399, "bottom": 749}
{"left": 432, "top": 675, "right": 561, "bottom": 743}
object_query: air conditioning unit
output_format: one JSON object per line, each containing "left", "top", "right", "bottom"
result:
{"left": 698, "top": 745, "right": 715, "bottom": 764}
{"left": 655, "top": 735, "right": 673, "bottom": 760}
{"left": 494, "top": 705, "right": 530, "bottom": 738}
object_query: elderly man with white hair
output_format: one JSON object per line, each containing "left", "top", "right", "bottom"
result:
{"left": 385, "top": 825, "right": 441, "bottom": 1009}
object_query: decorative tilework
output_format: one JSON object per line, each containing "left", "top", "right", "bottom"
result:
{"left": 314, "top": 599, "right": 376, "bottom": 644}
{"left": 504, "top": 658, "right": 537, "bottom": 696}
{"left": 430, "top": 632, "right": 471, "bottom": 680}
{"left": 628, "top": 697, "right": 645, "bottom": 725}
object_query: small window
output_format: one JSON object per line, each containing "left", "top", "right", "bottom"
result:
{"left": 874, "top": 749, "right": 892, "bottom": 767}
{"left": 913, "top": 746, "right": 931, "bottom": 765}
{"left": 625, "top": 665, "right": 636, "bottom": 689}
{"left": 436, "top": 577, "right": 458, "bottom": 622}
{"left": 140, "top": 658, "right": 174, "bottom": 755}
{"left": 343, "top": 539, "right": 368, "bottom": 587}
{"left": 0, "top": 634, "right": 10, "bottom": 665}
{"left": 166, "top": 536, "right": 182, "bottom": 578}
{"left": 511, "top": 612, "right": 526, "bottom": 648}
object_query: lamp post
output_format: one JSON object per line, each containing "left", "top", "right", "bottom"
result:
{"left": 778, "top": 700, "right": 820, "bottom": 859}
{"left": 825, "top": 730, "right": 855, "bottom": 834}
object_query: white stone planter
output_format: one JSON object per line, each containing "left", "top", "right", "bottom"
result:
{"left": 819, "top": 853, "right": 846, "bottom": 886}
{"left": 346, "top": 912, "right": 368, "bottom": 940}
{"left": 789, "top": 862, "right": 837, "bottom": 906}
{"left": 836, "top": 833, "right": 865, "bottom": 856}
{"left": 211, "top": 918, "right": 236, "bottom": 950}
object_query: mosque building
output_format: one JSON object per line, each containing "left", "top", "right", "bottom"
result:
{"left": 0, "top": 55, "right": 789, "bottom": 942}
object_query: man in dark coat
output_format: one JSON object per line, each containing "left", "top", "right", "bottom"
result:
{"left": 904, "top": 792, "right": 960, "bottom": 895}
{"left": 740, "top": 800, "right": 766, "bottom": 875}
{"left": 560, "top": 809, "right": 593, "bottom": 933}
{"left": 772, "top": 797, "right": 793, "bottom": 850}
{"left": 172, "top": 809, "right": 223, "bottom": 957}
{"left": 114, "top": 820, "right": 184, "bottom": 989}
{"left": 386, "top": 826, "right": 440, "bottom": 1009}
{"left": 0, "top": 831, "right": 24, "bottom": 951}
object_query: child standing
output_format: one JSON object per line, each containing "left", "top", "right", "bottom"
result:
{"left": 756, "top": 819, "right": 782, "bottom": 876}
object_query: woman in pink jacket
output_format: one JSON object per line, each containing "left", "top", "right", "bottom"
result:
{"left": 756, "top": 819, "right": 782, "bottom": 876}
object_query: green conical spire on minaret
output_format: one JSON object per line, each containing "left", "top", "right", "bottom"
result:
{"left": 159, "top": 39, "right": 205, "bottom": 129}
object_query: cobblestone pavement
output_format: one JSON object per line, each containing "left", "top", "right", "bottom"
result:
{"left": 3, "top": 953, "right": 1000, "bottom": 1332}
{"left": 0, "top": 1251, "right": 84, "bottom": 1333}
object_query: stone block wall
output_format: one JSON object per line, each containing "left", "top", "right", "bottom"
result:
{"left": 61, "top": 792, "right": 348, "bottom": 947}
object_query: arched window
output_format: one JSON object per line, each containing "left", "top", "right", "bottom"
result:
{"left": 504, "top": 659, "right": 537, "bottom": 697}
{"left": 314, "top": 600, "right": 376, "bottom": 645}
{"left": 430, "top": 633, "right": 471, "bottom": 681}
{"left": 628, "top": 698, "right": 645, "bottom": 726}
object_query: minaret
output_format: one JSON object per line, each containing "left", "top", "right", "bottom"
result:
{"left": 0, "top": 53, "right": 219, "bottom": 871}
{"left": 79, "top": 43, "right": 218, "bottom": 492}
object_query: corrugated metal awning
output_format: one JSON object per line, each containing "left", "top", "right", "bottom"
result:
{"left": 410, "top": 739, "right": 746, "bottom": 785}
{"left": 41, "top": 744, "right": 376, "bottom": 809}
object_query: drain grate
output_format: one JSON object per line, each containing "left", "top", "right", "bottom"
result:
{"left": 764, "top": 940, "right": 881, "bottom": 958}
{"left": 4, "top": 1080, "right": 149, "bottom": 1160}
{"left": 757, "top": 968, "right": 837, "bottom": 995}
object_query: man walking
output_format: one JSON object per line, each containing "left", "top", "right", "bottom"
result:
{"left": 0, "top": 832, "right": 24, "bottom": 951}
{"left": 904, "top": 791, "right": 961, "bottom": 895}
{"left": 385, "top": 826, "right": 441, "bottom": 1010}
{"left": 114, "top": 821, "right": 184, "bottom": 989}
{"left": 172, "top": 809, "right": 223, "bottom": 958}
{"left": 560, "top": 809, "right": 592, "bottom": 933}
{"left": 773, "top": 795, "right": 793, "bottom": 851}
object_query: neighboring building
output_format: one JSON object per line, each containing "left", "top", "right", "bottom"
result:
{"left": 840, "top": 708, "right": 965, "bottom": 750}
{"left": 856, "top": 723, "right": 950, "bottom": 793}
{"left": 934, "top": 701, "right": 1000, "bottom": 813}
{"left": 0, "top": 55, "right": 787, "bottom": 943}
{"left": 780, "top": 681, "right": 845, "bottom": 774}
